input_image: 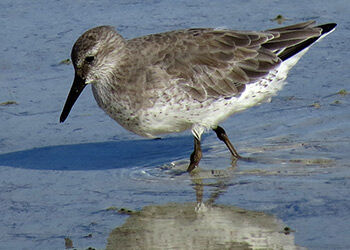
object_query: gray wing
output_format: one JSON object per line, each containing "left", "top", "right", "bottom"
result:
{"left": 132, "top": 21, "right": 322, "bottom": 102}
{"left": 166, "top": 28, "right": 279, "bottom": 101}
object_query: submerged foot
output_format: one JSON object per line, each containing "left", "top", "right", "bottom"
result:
{"left": 187, "top": 137, "right": 202, "bottom": 172}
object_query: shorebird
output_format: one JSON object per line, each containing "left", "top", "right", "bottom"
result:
{"left": 60, "top": 21, "right": 336, "bottom": 172}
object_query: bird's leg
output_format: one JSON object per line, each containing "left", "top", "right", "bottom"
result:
{"left": 213, "top": 125, "right": 241, "bottom": 159}
{"left": 187, "top": 136, "right": 202, "bottom": 172}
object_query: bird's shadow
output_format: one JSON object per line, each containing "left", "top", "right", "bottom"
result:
{"left": 0, "top": 136, "right": 193, "bottom": 171}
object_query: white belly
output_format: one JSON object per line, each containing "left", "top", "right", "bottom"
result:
{"left": 137, "top": 69, "right": 288, "bottom": 137}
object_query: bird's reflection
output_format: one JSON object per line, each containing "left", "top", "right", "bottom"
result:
{"left": 106, "top": 169, "right": 303, "bottom": 250}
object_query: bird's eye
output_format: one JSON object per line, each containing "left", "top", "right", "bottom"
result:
{"left": 85, "top": 56, "right": 95, "bottom": 63}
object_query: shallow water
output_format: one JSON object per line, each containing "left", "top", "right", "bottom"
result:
{"left": 1, "top": 0, "right": 350, "bottom": 249}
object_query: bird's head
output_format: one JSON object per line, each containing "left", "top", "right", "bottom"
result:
{"left": 60, "top": 26, "right": 125, "bottom": 123}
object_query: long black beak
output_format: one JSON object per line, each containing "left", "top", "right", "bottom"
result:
{"left": 60, "top": 73, "right": 87, "bottom": 123}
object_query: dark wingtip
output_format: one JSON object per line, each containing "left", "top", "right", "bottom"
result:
{"left": 278, "top": 22, "right": 337, "bottom": 61}
{"left": 317, "top": 23, "right": 337, "bottom": 35}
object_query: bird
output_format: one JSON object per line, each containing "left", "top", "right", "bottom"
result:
{"left": 59, "top": 20, "right": 336, "bottom": 172}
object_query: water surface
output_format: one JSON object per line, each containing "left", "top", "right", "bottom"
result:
{"left": 0, "top": 0, "right": 349, "bottom": 249}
